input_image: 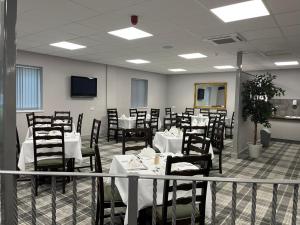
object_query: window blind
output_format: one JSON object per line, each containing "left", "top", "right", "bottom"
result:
{"left": 131, "top": 78, "right": 148, "bottom": 108}
{"left": 16, "top": 65, "right": 42, "bottom": 110}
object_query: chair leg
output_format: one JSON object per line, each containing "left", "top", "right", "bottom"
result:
{"left": 100, "top": 205, "right": 104, "bottom": 225}
{"left": 219, "top": 153, "right": 222, "bottom": 174}
{"left": 62, "top": 176, "right": 66, "bottom": 194}
{"left": 90, "top": 156, "right": 93, "bottom": 171}
{"left": 35, "top": 176, "right": 38, "bottom": 196}
{"left": 107, "top": 129, "right": 110, "bottom": 142}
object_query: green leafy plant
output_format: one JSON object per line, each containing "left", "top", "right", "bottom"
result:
{"left": 242, "top": 73, "right": 285, "bottom": 145}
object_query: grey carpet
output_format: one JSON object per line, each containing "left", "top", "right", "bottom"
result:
{"left": 16, "top": 138, "right": 300, "bottom": 224}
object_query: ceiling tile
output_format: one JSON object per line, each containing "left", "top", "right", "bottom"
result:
{"left": 274, "top": 10, "right": 300, "bottom": 26}
{"left": 241, "top": 27, "right": 283, "bottom": 41}
{"left": 265, "top": 0, "right": 300, "bottom": 14}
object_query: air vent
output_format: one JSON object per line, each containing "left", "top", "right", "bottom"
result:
{"left": 204, "top": 33, "right": 246, "bottom": 45}
{"left": 262, "top": 50, "right": 292, "bottom": 57}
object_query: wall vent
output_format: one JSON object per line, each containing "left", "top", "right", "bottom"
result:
{"left": 204, "top": 33, "right": 246, "bottom": 45}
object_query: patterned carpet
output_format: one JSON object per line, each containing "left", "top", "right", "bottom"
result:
{"left": 16, "top": 138, "right": 300, "bottom": 225}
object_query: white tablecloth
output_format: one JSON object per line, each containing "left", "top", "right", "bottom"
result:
{"left": 118, "top": 114, "right": 162, "bottom": 129}
{"left": 109, "top": 154, "right": 212, "bottom": 224}
{"left": 153, "top": 132, "right": 214, "bottom": 159}
{"left": 18, "top": 132, "right": 82, "bottom": 171}
{"left": 26, "top": 123, "right": 76, "bottom": 139}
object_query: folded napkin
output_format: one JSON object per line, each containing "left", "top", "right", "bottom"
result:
{"left": 127, "top": 157, "right": 147, "bottom": 170}
{"left": 146, "top": 114, "right": 151, "bottom": 119}
{"left": 139, "top": 147, "right": 156, "bottom": 158}
{"left": 53, "top": 119, "right": 63, "bottom": 124}
{"left": 171, "top": 162, "right": 198, "bottom": 171}
{"left": 120, "top": 114, "right": 126, "bottom": 119}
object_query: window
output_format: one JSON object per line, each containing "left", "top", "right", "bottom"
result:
{"left": 16, "top": 65, "right": 42, "bottom": 111}
{"left": 131, "top": 78, "right": 148, "bottom": 108}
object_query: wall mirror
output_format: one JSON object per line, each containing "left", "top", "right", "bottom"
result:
{"left": 194, "top": 82, "right": 227, "bottom": 109}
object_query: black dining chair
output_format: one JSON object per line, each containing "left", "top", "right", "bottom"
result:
{"left": 136, "top": 111, "right": 147, "bottom": 129}
{"left": 33, "top": 126, "right": 67, "bottom": 195}
{"left": 76, "top": 113, "right": 83, "bottom": 134}
{"left": 52, "top": 116, "right": 73, "bottom": 132}
{"left": 122, "top": 128, "right": 152, "bottom": 155}
{"left": 185, "top": 107, "right": 195, "bottom": 115}
{"left": 181, "top": 126, "right": 207, "bottom": 155}
{"left": 200, "top": 108, "right": 210, "bottom": 116}
{"left": 26, "top": 112, "right": 35, "bottom": 127}
{"left": 165, "top": 107, "right": 171, "bottom": 115}
{"left": 94, "top": 144, "right": 125, "bottom": 225}
{"left": 16, "top": 128, "right": 20, "bottom": 171}
{"left": 107, "top": 109, "right": 122, "bottom": 142}
{"left": 33, "top": 116, "right": 53, "bottom": 127}
{"left": 211, "top": 120, "right": 225, "bottom": 174}
{"left": 54, "top": 111, "right": 71, "bottom": 117}
{"left": 143, "top": 154, "right": 211, "bottom": 225}
{"left": 187, "top": 134, "right": 211, "bottom": 156}
{"left": 163, "top": 112, "right": 177, "bottom": 130}
{"left": 225, "top": 112, "right": 235, "bottom": 139}
{"left": 129, "top": 108, "right": 138, "bottom": 117}
{"left": 79, "top": 119, "right": 101, "bottom": 171}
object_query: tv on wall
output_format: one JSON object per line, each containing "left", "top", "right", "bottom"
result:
{"left": 71, "top": 76, "right": 97, "bottom": 97}
{"left": 197, "top": 88, "right": 205, "bottom": 100}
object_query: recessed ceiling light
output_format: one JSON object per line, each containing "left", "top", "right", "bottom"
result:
{"left": 50, "top": 41, "right": 86, "bottom": 50}
{"left": 178, "top": 53, "right": 207, "bottom": 59}
{"left": 210, "top": 0, "right": 270, "bottom": 23}
{"left": 168, "top": 68, "right": 187, "bottom": 72}
{"left": 126, "top": 59, "right": 150, "bottom": 64}
{"left": 274, "top": 61, "right": 299, "bottom": 66}
{"left": 214, "top": 65, "right": 235, "bottom": 69}
{"left": 108, "top": 27, "right": 153, "bottom": 40}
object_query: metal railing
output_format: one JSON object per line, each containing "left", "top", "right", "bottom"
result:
{"left": 0, "top": 170, "right": 299, "bottom": 225}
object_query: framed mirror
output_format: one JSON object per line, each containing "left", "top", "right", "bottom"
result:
{"left": 194, "top": 82, "right": 227, "bottom": 109}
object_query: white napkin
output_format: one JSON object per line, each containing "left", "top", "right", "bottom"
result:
{"left": 192, "top": 119, "right": 198, "bottom": 126}
{"left": 54, "top": 119, "right": 63, "bottom": 124}
{"left": 120, "top": 114, "right": 126, "bottom": 119}
{"left": 172, "top": 162, "right": 198, "bottom": 171}
{"left": 127, "top": 157, "right": 147, "bottom": 170}
{"left": 139, "top": 147, "right": 156, "bottom": 158}
{"left": 146, "top": 114, "right": 151, "bottom": 119}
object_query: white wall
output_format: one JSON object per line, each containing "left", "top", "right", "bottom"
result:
{"left": 16, "top": 51, "right": 168, "bottom": 141}
{"left": 166, "top": 72, "right": 236, "bottom": 116}
{"left": 107, "top": 66, "right": 168, "bottom": 115}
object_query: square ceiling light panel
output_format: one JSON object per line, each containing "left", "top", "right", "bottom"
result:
{"left": 178, "top": 53, "right": 207, "bottom": 59}
{"left": 210, "top": 0, "right": 270, "bottom": 23}
{"left": 126, "top": 59, "right": 150, "bottom": 64}
{"left": 274, "top": 61, "right": 299, "bottom": 66}
{"left": 50, "top": 41, "right": 86, "bottom": 50}
{"left": 108, "top": 27, "right": 153, "bottom": 40}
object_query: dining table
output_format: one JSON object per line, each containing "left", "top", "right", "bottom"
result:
{"left": 153, "top": 131, "right": 215, "bottom": 159}
{"left": 18, "top": 131, "right": 82, "bottom": 171}
{"left": 109, "top": 153, "right": 212, "bottom": 224}
{"left": 118, "top": 114, "right": 162, "bottom": 129}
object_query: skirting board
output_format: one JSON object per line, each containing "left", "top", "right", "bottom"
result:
{"left": 271, "top": 138, "right": 300, "bottom": 144}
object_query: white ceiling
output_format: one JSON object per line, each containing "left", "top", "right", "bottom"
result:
{"left": 16, "top": 0, "right": 300, "bottom": 74}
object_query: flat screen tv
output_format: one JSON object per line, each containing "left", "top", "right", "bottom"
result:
{"left": 197, "top": 88, "right": 205, "bottom": 100}
{"left": 71, "top": 76, "right": 97, "bottom": 97}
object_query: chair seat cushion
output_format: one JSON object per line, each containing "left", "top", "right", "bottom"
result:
{"left": 145, "top": 204, "right": 200, "bottom": 222}
{"left": 37, "top": 158, "right": 64, "bottom": 167}
{"left": 82, "top": 147, "right": 95, "bottom": 156}
{"left": 103, "top": 183, "right": 123, "bottom": 203}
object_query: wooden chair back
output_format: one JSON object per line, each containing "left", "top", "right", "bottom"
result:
{"left": 54, "top": 111, "right": 70, "bottom": 117}
{"left": 129, "top": 108, "right": 138, "bottom": 117}
{"left": 122, "top": 128, "right": 152, "bottom": 154}
{"left": 32, "top": 126, "right": 65, "bottom": 171}
{"left": 136, "top": 111, "right": 147, "bottom": 128}
{"left": 90, "top": 119, "right": 101, "bottom": 149}
{"left": 33, "top": 116, "right": 53, "bottom": 127}
{"left": 52, "top": 116, "right": 73, "bottom": 132}
{"left": 26, "top": 112, "right": 35, "bottom": 127}
{"left": 76, "top": 113, "right": 83, "bottom": 134}
{"left": 181, "top": 126, "right": 207, "bottom": 154}
{"left": 162, "top": 154, "right": 211, "bottom": 225}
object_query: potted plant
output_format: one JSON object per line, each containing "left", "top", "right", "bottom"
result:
{"left": 242, "top": 73, "right": 285, "bottom": 158}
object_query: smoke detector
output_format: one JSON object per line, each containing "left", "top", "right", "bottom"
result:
{"left": 204, "top": 33, "right": 246, "bottom": 45}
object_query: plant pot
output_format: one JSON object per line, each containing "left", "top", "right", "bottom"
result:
{"left": 248, "top": 143, "right": 262, "bottom": 158}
